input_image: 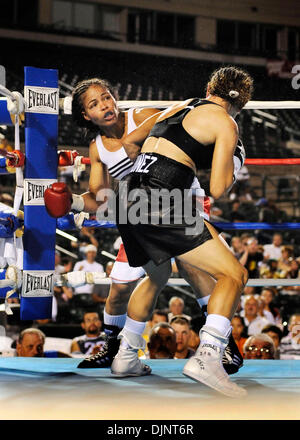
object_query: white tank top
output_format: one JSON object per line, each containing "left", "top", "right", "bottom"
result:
{"left": 95, "top": 108, "right": 137, "bottom": 180}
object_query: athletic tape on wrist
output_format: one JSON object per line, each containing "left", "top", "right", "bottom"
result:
{"left": 71, "top": 194, "right": 84, "bottom": 212}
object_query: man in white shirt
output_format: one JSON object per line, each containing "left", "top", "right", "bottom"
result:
{"left": 263, "top": 233, "right": 283, "bottom": 261}
{"left": 241, "top": 295, "right": 270, "bottom": 336}
{"left": 73, "top": 244, "right": 104, "bottom": 295}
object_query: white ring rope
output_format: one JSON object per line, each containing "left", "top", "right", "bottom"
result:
{"left": 4, "top": 268, "right": 298, "bottom": 291}
{"left": 61, "top": 96, "right": 300, "bottom": 114}
{"left": 167, "top": 278, "right": 300, "bottom": 288}
{"left": 119, "top": 100, "right": 300, "bottom": 110}
{"left": 0, "top": 85, "right": 17, "bottom": 101}
{"left": 51, "top": 272, "right": 300, "bottom": 288}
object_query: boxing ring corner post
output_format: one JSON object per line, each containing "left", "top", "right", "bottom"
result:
{"left": 21, "top": 66, "right": 59, "bottom": 320}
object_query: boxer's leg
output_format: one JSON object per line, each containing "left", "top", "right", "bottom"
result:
{"left": 176, "top": 258, "right": 244, "bottom": 375}
{"left": 176, "top": 221, "right": 248, "bottom": 397}
{"left": 111, "top": 259, "right": 172, "bottom": 377}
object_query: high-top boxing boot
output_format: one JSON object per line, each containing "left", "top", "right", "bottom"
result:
{"left": 111, "top": 328, "right": 151, "bottom": 377}
{"left": 183, "top": 325, "right": 247, "bottom": 398}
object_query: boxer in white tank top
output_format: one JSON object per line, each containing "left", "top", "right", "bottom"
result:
{"left": 95, "top": 108, "right": 137, "bottom": 180}
{"left": 71, "top": 78, "right": 244, "bottom": 374}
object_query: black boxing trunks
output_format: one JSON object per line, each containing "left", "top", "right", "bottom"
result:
{"left": 116, "top": 153, "right": 213, "bottom": 267}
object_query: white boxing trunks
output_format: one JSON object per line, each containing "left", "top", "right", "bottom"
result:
{"left": 110, "top": 243, "right": 146, "bottom": 283}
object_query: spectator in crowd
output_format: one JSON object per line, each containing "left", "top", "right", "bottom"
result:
{"left": 105, "top": 261, "right": 114, "bottom": 277}
{"left": 239, "top": 237, "right": 264, "bottom": 278}
{"left": 240, "top": 233, "right": 253, "bottom": 246}
{"left": 147, "top": 309, "right": 168, "bottom": 332}
{"left": 79, "top": 227, "right": 99, "bottom": 249}
{"left": 53, "top": 251, "right": 74, "bottom": 308}
{"left": 288, "top": 259, "right": 300, "bottom": 279}
{"left": 168, "top": 297, "right": 191, "bottom": 322}
{"left": 259, "top": 288, "right": 281, "bottom": 326}
{"left": 231, "top": 315, "right": 247, "bottom": 357}
{"left": 187, "top": 317, "right": 201, "bottom": 351}
{"left": 54, "top": 251, "right": 65, "bottom": 275}
{"left": 0, "top": 192, "right": 14, "bottom": 206}
{"left": 92, "top": 261, "right": 114, "bottom": 304}
{"left": 278, "top": 246, "right": 294, "bottom": 272}
{"left": 71, "top": 312, "right": 106, "bottom": 356}
{"left": 283, "top": 260, "right": 300, "bottom": 294}
{"left": 140, "top": 309, "right": 168, "bottom": 357}
{"left": 243, "top": 334, "right": 275, "bottom": 359}
{"left": 243, "top": 286, "right": 257, "bottom": 296}
{"left": 71, "top": 226, "right": 99, "bottom": 254}
{"left": 280, "top": 314, "right": 300, "bottom": 359}
{"left": 262, "top": 324, "right": 283, "bottom": 359}
{"left": 260, "top": 258, "right": 288, "bottom": 279}
{"left": 263, "top": 233, "right": 283, "bottom": 261}
{"left": 239, "top": 286, "right": 258, "bottom": 310}
{"left": 147, "top": 322, "right": 177, "bottom": 359}
{"left": 62, "top": 257, "right": 73, "bottom": 273}
{"left": 230, "top": 236, "right": 245, "bottom": 259}
{"left": 73, "top": 245, "right": 104, "bottom": 295}
{"left": 242, "top": 295, "right": 271, "bottom": 335}
{"left": 16, "top": 328, "right": 71, "bottom": 358}
{"left": 170, "top": 316, "right": 196, "bottom": 359}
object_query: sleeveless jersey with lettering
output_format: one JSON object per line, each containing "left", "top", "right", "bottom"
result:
{"left": 73, "top": 332, "right": 106, "bottom": 355}
{"left": 95, "top": 108, "right": 137, "bottom": 180}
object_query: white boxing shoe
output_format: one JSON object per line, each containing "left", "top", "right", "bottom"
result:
{"left": 111, "top": 328, "right": 151, "bottom": 377}
{"left": 183, "top": 325, "right": 247, "bottom": 398}
{"left": 111, "top": 347, "right": 151, "bottom": 377}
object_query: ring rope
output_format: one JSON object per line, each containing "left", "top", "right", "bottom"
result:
{"left": 69, "top": 156, "right": 300, "bottom": 167}
{"left": 55, "top": 218, "right": 300, "bottom": 231}
{"left": 0, "top": 271, "right": 300, "bottom": 288}
{"left": 167, "top": 278, "right": 300, "bottom": 288}
{"left": 2, "top": 217, "right": 300, "bottom": 238}
{"left": 60, "top": 97, "right": 300, "bottom": 113}
{"left": 245, "top": 158, "right": 300, "bottom": 165}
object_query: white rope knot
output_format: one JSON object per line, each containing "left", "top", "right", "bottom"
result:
{"left": 73, "top": 212, "right": 89, "bottom": 229}
{"left": 229, "top": 90, "right": 239, "bottom": 99}
{"left": 6, "top": 91, "right": 25, "bottom": 115}
{"left": 4, "top": 265, "right": 22, "bottom": 315}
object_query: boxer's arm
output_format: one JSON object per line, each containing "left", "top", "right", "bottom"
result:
{"left": 122, "top": 110, "right": 163, "bottom": 161}
{"left": 210, "top": 115, "right": 238, "bottom": 199}
{"left": 80, "top": 140, "right": 110, "bottom": 213}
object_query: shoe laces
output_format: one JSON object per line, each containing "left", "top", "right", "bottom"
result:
{"left": 85, "top": 342, "right": 109, "bottom": 362}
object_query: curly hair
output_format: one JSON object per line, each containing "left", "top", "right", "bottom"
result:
{"left": 71, "top": 78, "right": 118, "bottom": 135}
{"left": 207, "top": 66, "right": 254, "bottom": 110}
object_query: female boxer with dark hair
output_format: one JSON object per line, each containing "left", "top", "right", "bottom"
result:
{"left": 45, "top": 77, "right": 162, "bottom": 367}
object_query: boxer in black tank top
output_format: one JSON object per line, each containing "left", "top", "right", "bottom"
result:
{"left": 112, "top": 67, "right": 254, "bottom": 397}
{"left": 149, "top": 98, "right": 216, "bottom": 170}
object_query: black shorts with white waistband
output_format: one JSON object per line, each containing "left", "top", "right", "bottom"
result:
{"left": 116, "top": 153, "right": 213, "bottom": 267}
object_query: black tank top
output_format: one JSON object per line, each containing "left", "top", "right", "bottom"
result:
{"left": 148, "top": 98, "right": 220, "bottom": 170}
